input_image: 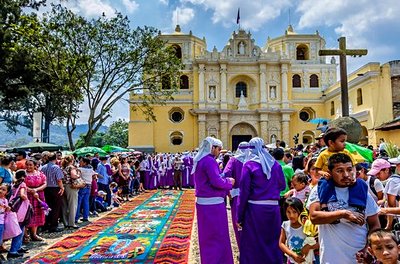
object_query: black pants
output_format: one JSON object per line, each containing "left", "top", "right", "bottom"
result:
{"left": 44, "top": 187, "right": 63, "bottom": 231}
{"left": 173, "top": 170, "right": 182, "bottom": 190}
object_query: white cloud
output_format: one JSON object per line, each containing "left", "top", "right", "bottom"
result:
{"left": 121, "top": 0, "right": 139, "bottom": 13}
{"left": 77, "top": 0, "right": 116, "bottom": 17}
{"left": 172, "top": 7, "right": 195, "bottom": 27}
{"left": 159, "top": 0, "right": 168, "bottom": 5}
{"left": 180, "top": 0, "right": 292, "bottom": 31}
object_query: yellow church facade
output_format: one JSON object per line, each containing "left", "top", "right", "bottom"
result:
{"left": 129, "top": 26, "right": 400, "bottom": 153}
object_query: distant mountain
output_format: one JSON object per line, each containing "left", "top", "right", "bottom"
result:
{"left": 0, "top": 123, "right": 108, "bottom": 147}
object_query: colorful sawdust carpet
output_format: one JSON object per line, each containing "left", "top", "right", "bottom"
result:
{"left": 27, "top": 190, "right": 195, "bottom": 263}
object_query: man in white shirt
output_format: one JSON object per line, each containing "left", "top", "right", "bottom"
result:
{"left": 309, "top": 153, "right": 380, "bottom": 263}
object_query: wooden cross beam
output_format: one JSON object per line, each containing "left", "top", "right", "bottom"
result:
{"left": 319, "top": 37, "right": 367, "bottom": 117}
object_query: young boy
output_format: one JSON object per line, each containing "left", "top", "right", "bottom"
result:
{"left": 315, "top": 128, "right": 356, "bottom": 177}
{"left": 368, "top": 229, "right": 400, "bottom": 264}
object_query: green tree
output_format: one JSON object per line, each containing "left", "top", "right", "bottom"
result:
{"left": 75, "top": 132, "right": 105, "bottom": 149}
{"left": 102, "top": 119, "right": 129, "bottom": 147}
{"left": 42, "top": 6, "right": 182, "bottom": 148}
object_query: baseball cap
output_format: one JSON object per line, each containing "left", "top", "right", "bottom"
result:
{"left": 315, "top": 133, "right": 325, "bottom": 140}
{"left": 388, "top": 155, "right": 400, "bottom": 165}
{"left": 368, "top": 158, "right": 391, "bottom": 176}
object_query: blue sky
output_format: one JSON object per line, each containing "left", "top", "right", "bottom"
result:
{"left": 43, "top": 0, "right": 400, "bottom": 124}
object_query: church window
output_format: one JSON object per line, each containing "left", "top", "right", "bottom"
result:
{"left": 170, "top": 131, "right": 183, "bottom": 145}
{"left": 180, "top": 75, "right": 189, "bottom": 89}
{"left": 296, "top": 44, "right": 309, "bottom": 60}
{"left": 357, "top": 88, "right": 363, "bottom": 105}
{"left": 330, "top": 101, "right": 335, "bottom": 116}
{"left": 299, "top": 107, "right": 315, "bottom": 122}
{"left": 235, "top": 82, "right": 247, "bottom": 97}
{"left": 169, "top": 107, "right": 184, "bottom": 123}
{"left": 292, "top": 74, "right": 301, "bottom": 88}
{"left": 173, "top": 45, "right": 182, "bottom": 59}
{"left": 162, "top": 75, "right": 171, "bottom": 90}
{"left": 310, "top": 74, "right": 319, "bottom": 88}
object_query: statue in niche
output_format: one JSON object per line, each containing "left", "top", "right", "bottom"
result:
{"left": 252, "top": 48, "right": 257, "bottom": 56}
{"left": 237, "top": 90, "right": 248, "bottom": 110}
{"left": 238, "top": 42, "right": 245, "bottom": 54}
{"left": 270, "top": 86, "right": 276, "bottom": 99}
{"left": 209, "top": 86, "right": 216, "bottom": 100}
{"left": 271, "top": 134, "right": 277, "bottom": 143}
{"left": 330, "top": 56, "right": 336, "bottom": 64}
{"left": 227, "top": 47, "right": 232, "bottom": 57}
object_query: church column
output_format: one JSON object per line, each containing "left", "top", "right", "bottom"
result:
{"left": 220, "top": 64, "right": 227, "bottom": 109}
{"left": 199, "top": 64, "right": 205, "bottom": 109}
{"left": 281, "top": 64, "right": 289, "bottom": 108}
{"left": 282, "top": 114, "right": 290, "bottom": 144}
{"left": 259, "top": 113, "right": 269, "bottom": 142}
{"left": 198, "top": 114, "right": 206, "bottom": 145}
{"left": 260, "top": 64, "right": 267, "bottom": 107}
{"left": 219, "top": 112, "right": 229, "bottom": 148}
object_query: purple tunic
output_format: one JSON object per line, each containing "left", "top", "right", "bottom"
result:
{"left": 222, "top": 157, "right": 243, "bottom": 247}
{"left": 195, "top": 154, "right": 234, "bottom": 264}
{"left": 238, "top": 160, "right": 286, "bottom": 264}
{"left": 182, "top": 156, "right": 192, "bottom": 187}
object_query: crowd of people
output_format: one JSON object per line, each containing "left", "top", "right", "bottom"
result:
{"left": 2, "top": 127, "right": 400, "bottom": 263}
{"left": 192, "top": 128, "right": 400, "bottom": 264}
{"left": 0, "top": 149, "right": 195, "bottom": 260}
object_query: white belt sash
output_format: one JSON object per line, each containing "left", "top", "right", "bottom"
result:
{"left": 196, "top": 197, "right": 224, "bottom": 205}
{"left": 248, "top": 199, "right": 279, "bottom": 205}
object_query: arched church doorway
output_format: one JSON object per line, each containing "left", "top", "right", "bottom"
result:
{"left": 360, "top": 126, "right": 368, "bottom": 145}
{"left": 230, "top": 122, "right": 257, "bottom": 150}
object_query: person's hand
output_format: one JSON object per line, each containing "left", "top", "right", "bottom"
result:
{"left": 58, "top": 187, "right": 64, "bottom": 196}
{"left": 356, "top": 247, "right": 373, "bottom": 264}
{"left": 301, "top": 244, "right": 312, "bottom": 256}
{"left": 236, "top": 222, "right": 242, "bottom": 231}
{"left": 291, "top": 253, "right": 306, "bottom": 263}
{"left": 343, "top": 210, "right": 365, "bottom": 226}
{"left": 33, "top": 192, "right": 39, "bottom": 199}
{"left": 379, "top": 207, "right": 388, "bottom": 215}
{"left": 320, "top": 171, "right": 331, "bottom": 180}
{"left": 228, "top": 177, "right": 235, "bottom": 185}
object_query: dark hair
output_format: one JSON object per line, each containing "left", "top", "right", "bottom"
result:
{"left": 293, "top": 172, "right": 309, "bottom": 185}
{"left": 292, "top": 155, "right": 305, "bottom": 172}
{"left": 1, "top": 155, "right": 14, "bottom": 166}
{"left": 17, "top": 150, "right": 27, "bottom": 158}
{"left": 283, "top": 197, "right": 304, "bottom": 214}
{"left": 284, "top": 152, "right": 292, "bottom": 159}
{"left": 305, "top": 157, "right": 317, "bottom": 174}
{"left": 272, "top": 148, "right": 284, "bottom": 160}
{"left": 327, "top": 153, "right": 353, "bottom": 171}
{"left": 323, "top": 127, "right": 347, "bottom": 146}
{"left": 48, "top": 152, "right": 57, "bottom": 161}
{"left": 81, "top": 157, "right": 91, "bottom": 165}
{"left": 279, "top": 141, "right": 286, "bottom": 148}
{"left": 14, "top": 169, "right": 26, "bottom": 187}
{"left": 368, "top": 229, "right": 398, "bottom": 246}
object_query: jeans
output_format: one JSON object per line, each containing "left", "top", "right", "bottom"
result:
{"left": 75, "top": 186, "right": 90, "bottom": 222}
{"left": 0, "top": 223, "right": 4, "bottom": 244}
{"left": 10, "top": 224, "right": 24, "bottom": 254}
{"left": 97, "top": 183, "right": 111, "bottom": 206}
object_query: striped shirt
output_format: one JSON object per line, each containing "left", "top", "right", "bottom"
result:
{"left": 40, "top": 161, "right": 64, "bottom": 187}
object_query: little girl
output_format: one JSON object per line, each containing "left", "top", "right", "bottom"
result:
{"left": 0, "top": 184, "right": 10, "bottom": 251}
{"left": 279, "top": 197, "right": 316, "bottom": 264}
{"left": 285, "top": 173, "right": 311, "bottom": 203}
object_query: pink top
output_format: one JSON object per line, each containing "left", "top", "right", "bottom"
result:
{"left": 293, "top": 185, "right": 311, "bottom": 203}
{"left": 0, "top": 198, "right": 8, "bottom": 224}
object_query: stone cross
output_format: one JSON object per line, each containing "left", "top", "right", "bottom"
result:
{"left": 319, "top": 37, "right": 367, "bottom": 117}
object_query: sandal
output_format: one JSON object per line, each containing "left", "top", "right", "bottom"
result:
{"left": 31, "top": 235, "right": 44, "bottom": 242}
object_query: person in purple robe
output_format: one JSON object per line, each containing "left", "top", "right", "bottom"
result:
{"left": 193, "top": 137, "right": 235, "bottom": 264}
{"left": 181, "top": 151, "right": 191, "bottom": 188}
{"left": 237, "top": 137, "right": 286, "bottom": 264}
{"left": 222, "top": 141, "right": 249, "bottom": 247}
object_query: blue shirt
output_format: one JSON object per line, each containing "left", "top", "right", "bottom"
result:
{"left": 96, "top": 163, "right": 109, "bottom": 185}
{"left": 0, "top": 167, "right": 13, "bottom": 184}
